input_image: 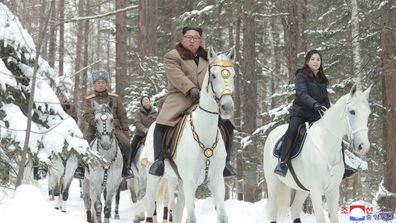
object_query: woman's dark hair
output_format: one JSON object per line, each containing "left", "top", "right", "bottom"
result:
{"left": 299, "top": 49, "right": 329, "bottom": 84}
{"left": 140, "top": 96, "right": 150, "bottom": 105}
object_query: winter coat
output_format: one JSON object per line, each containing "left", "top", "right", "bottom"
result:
{"left": 83, "top": 90, "right": 129, "bottom": 145}
{"left": 134, "top": 107, "right": 158, "bottom": 137}
{"left": 156, "top": 43, "right": 208, "bottom": 126}
{"left": 291, "top": 69, "right": 331, "bottom": 121}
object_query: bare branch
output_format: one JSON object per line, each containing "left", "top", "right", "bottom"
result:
{"left": 61, "top": 5, "right": 138, "bottom": 24}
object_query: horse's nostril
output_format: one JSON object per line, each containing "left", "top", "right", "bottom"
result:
{"left": 358, "top": 144, "right": 363, "bottom": 150}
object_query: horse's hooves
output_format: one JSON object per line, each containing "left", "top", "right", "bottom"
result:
{"left": 293, "top": 218, "right": 302, "bottom": 223}
{"left": 114, "top": 213, "right": 120, "bottom": 219}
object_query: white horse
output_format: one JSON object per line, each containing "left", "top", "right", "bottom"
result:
{"left": 135, "top": 47, "right": 235, "bottom": 223}
{"left": 47, "top": 152, "right": 78, "bottom": 212}
{"left": 263, "top": 85, "right": 372, "bottom": 223}
{"left": 82, "top": 102, "right": 123, "bottom": 223}
{"left": 132, "top": 123, "right": 176, "bottom": 223}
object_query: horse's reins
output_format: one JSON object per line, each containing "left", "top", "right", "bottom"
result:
{"left": 190, "top": 59, "right": 234, "bottom": 182}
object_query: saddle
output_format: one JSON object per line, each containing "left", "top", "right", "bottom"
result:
{"left": 273, "top": 122, "right": 312, "bottom": 160}
{"left": 162, "top": 105, "right": 229, "bottom": 160}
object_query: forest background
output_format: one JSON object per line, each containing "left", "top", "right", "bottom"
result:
{"left": 0, "top": 0, "right": 395, "bottom": 213}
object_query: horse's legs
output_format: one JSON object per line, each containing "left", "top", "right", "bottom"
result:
{"left": 143, "top": 175, "right": 161, "bottom": 222}
{"left": 104, "top": 186, "right": 118, "bottom": 223}
{"left": 114, "top": 186, "right": 121, "bottom": 219}
{"left": 290, "top": 190, "right": 309, "bottom": 222}
{"left": 90, "top": 186, "right": 103, "bottom": 223}
{"left": 265, "top": 172, "right": 281, "bottom": 222}
{"left": 208, "top": 177, "right": 228, "bottom": 223}
{"left": 182, "top": 180, "right": 198, "bottom": 223}
{"left": 82, "top": 179, "right": 92, "bottom": 223}
{"left": 166, "top": 177, "right": 178, "bottom": 223}
{"left": 310, "top": 190, "right": 327, "bottom": 223}
{"left": 325, "top": 187, "right": 340, "bottom": 223}
{"left": 173, "top": 179, "right": 184, "bottom": 223}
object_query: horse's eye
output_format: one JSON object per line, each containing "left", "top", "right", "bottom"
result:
{"left": 349, "top": 110, "right": 356, "bottom": 115}
{"left": 212, "top": 74, "right": 216, "bottom": 79}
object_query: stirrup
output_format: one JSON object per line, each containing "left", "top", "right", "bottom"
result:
{"left": 149, "top": 160, "right": 164, "bottom": 176}
{"left": 274, "top": 162, "right": 288, "bottom": 177}
{"left": 122, "top": 168, "right": 134, "bottom": 179}
{"left": 223, "top": 162, "right": 236, "bottom": 177}
{"left": 343, "top": 164, "right": 357, "bottom": 179}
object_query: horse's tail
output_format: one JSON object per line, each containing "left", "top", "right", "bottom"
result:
{"left": 276, "top": 182, "right": 292, "bottom": 219}
{"left": 155, "top": 177, "right": 167, "bottom": 203}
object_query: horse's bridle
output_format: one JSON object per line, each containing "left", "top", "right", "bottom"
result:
{"left": 95, "top": 107, "right": 115, "bottom": 145}
{"left": 345, "top": 98, "right": 368, "bottom": 141}
{"left": 206, "top": 60, "right": 234, "bottom": 103}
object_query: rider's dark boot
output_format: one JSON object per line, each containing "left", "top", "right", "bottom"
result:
{"left": 274, "top": 135, "right": 292, "bottom": 177}
{"left": 222, "top": 120, "right": 236, "bottom": 177}
{"left": 120, "top": 143, "right": 134, "bottom": 179}
{"left": 74, "top": 162, "right": 85, "bottom": 179}
{"left": 342, "top": 142, "right": 358, "bottom": 179}
{"left": 149, "top": 124, "right": 168, "bottom": 176}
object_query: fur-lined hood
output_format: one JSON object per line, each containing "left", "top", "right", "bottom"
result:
{"left": 175, "top": 43, "right": 208, "bottom": 61}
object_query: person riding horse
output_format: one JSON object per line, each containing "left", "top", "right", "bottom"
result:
{"left": 149, "top": 26, "right": 236, "bottom": 177}
{"left": 274, "top": 50, "right": 357, "bottom": 179}
{"left": 130, "top": 95, "right": 158, "bottom": 161}
{"left": 77, "top": 70, "right": 134, "bottom": 179}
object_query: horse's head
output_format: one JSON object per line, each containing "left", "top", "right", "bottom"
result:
{"left": 345, "top": 84, "right": 372, "bottom": 155}
{"left": 93, "top": 101, "right": 115, "bottom": 150}
{"left": 207, "top": 47, "right": 236, "bottom": 119}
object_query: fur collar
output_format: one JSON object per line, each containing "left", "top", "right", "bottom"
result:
{"left": 175, "top": 43, "right": 208, "bottom": 61}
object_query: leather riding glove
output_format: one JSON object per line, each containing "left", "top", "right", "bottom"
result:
{"left": 313, "top": 103, "right": 326, "bottom": 113}
{"left": 188, "top": 87, "right": 200, "bottom": 102}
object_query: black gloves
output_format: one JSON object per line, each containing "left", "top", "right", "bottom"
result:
{"left": 313, "top": 103, "right": 326, "bottom": 113}
{"left": 188, "top": 87, "right": 200, "bottom": 102}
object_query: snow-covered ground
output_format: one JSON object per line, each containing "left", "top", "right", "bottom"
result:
{"left": 1, "top": 178, "right": 394, "bottom": 223}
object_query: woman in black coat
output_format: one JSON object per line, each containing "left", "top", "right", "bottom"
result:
{"left": 274, "top": 49, "right": 356, "bottom": 178}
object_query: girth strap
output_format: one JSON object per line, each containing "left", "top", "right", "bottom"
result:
{"left": 287, "top": 160, "right": 309, "bottom": 191}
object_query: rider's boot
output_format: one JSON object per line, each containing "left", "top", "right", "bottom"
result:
{"left": 74, "top": 162, "right": 85, "bottom": 179}
{"left": 222, "top": 120, "right": 236, "bottom": 177}
{"left": 149, "top": 124, "right": 168, "bottom": 176}
{"left": 274, "top": 135, "right": 292, "bottom": 177}
{"left": 342, "top": 142, "right": 358, "bottom": 179}
{"left": 121, "top": 143, "right": 134, "bottom": 179}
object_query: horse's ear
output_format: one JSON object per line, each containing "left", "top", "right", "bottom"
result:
{"left": 364, "top": 84, "right": 372, "bottom": 99}
{"left": 208, "top": 46, "right": 217, "bottom": 62}
{"left": 226, "top": 47, "right": 236, "bottom": 62}
{"left": 350, "top": 84, "right": 357, "bottom": 96}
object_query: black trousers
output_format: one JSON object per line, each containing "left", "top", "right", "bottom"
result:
{"left": 281, "top": 116, "right": 308, "bottom": 162}
{"left": 130, "top": 134, "right": 145, "bottom": 160}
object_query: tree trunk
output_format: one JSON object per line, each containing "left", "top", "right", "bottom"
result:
{"left": 234, "top": 6, "right": 242, "bottom": 128}
{"left": 286, "top": 0, "right": 298, "bottom": 83}
{"left": 138, "top": 0, "right": 158, "bottom": 57}
{"left": 170, "top": 0, "right": 179, "bottom": 48}
{"left": 58, "top": 0, "right": 65, "bottom": 76}
{"left": 73, "top": 0, "right": 85, "bottom": 120}
{"left": 351, "top": 0, "right": 362, "bottom": 87}
{"left": 115, "top": 0, "right": 128, "bottom": 97}
{"left": 82, "top": 0, "right": 90, "bottom": 100}
{"left": 241, "top": 0, "right": 257, "bottom": 133}
{"left": 48, "top": 0, "right": 57, "bottom": 68}
{"left": 16, "top": 1, "right": 51, "bottom": 187}
{"left": 378, "top": 1, "right": 396, "bottom": 212}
